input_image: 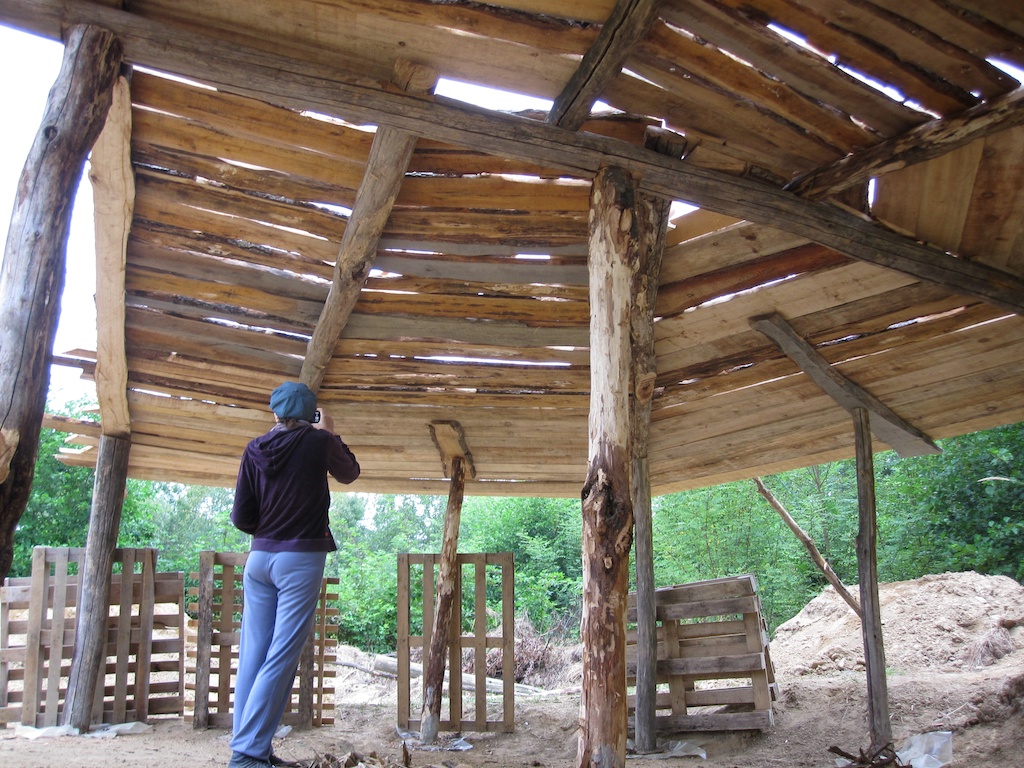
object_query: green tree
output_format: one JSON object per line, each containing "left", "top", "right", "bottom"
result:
{"left": 879, "top": 423, "right": 1024, "bottom": 580}
{"left": 12, "top": 399, "right": 159, "bottom": 577}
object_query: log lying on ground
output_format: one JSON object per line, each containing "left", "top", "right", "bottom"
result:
{"left": 337, "top": 651, "right": 547, "bottom": 697}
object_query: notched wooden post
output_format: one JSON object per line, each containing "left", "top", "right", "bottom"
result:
{"left": 420, "top": 420, "right": 474, "bottom": 743}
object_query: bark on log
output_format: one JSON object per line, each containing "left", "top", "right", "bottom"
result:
{"left": 64, "top": 432, "right": 131, "bottom": 731}
{"left": 420, "top": 455, "right": 466, "bottom": 743}
{"left": 753, "top": 476, "right": 862, "bottom": 618}
{"left": 0, "top": 24, "right": 122, "bottom": 581}
{"left": 579, "top": 166, "right": 637, "bottom": 768}
{"left": 853, "top": 409, "right": 893, "bottom": 750}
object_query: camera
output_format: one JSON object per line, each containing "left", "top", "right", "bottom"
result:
{"left": 311, "top": 409, "right": 321, "bottom": 423}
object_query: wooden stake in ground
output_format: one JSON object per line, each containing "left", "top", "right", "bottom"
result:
{"left": 753, "top": 477, "right": 862, "bottom": 619}
{"left": 0, "top": 24, "right": 122, "bottom": 582}
{"left": 420, "top": 421, "right": 474, "bottom": 743}
{"left": 853, "top": 408, "right": 893, "bottom": 750}
{"left": 64, "top": 432, "right": 131, "bottom": 730}
{"left": 579, "top": 165, "right": 639, "bottom": 768}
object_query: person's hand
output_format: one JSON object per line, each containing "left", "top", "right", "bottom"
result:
{"left": 312, "top": 408, "right": 335, "bottom": 433}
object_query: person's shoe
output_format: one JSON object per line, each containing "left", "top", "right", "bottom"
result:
{"left": 227, "top": 751, "right": 274, "bottom": 768}
{"left": 269, "top": 753, "right": 306, "bottom": 768}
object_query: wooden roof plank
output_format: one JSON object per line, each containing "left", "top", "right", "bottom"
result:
{"left": 9, "top": 0, "right": 1024, "bottom": 314}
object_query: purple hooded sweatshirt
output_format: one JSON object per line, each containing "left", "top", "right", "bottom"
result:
{"left": 231, "top": 423, "right": 360, "bottom": 552}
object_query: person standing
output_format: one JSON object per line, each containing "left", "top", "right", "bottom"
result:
{"left": 228, "top": 381, "right": 360, "bottom": 768}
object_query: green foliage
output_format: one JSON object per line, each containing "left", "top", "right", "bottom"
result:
{"left": 650, "top": 480, "right": 813, "bottom": 630}
{"left": 879, "top": 423, "right": 1024, "bottom": 580}
{"left": 12, "top": 398, "right": 160, "bottom": 577}
{"left": 146, "top": 484, "right": 250, "bottom": 573}
{"left": 459, "top": 496, "right": 583, "bottom": 637}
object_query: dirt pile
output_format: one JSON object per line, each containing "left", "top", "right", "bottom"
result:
{"left": 772, "top": 571, "right": 1024, "bottom": 676}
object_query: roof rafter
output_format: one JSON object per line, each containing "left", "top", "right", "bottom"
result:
{"left": 300, "top": 61, "right": 436, "bottom": 393}
{"left": 789, "top": 85, "right": 1024, "bottom": 199}
{"left": 547, "top": 0, "right": 664, "bottom": 130}
{"left": 5, "top": 0, "right": 1024, "bottom": 316}
{"left": 751, "top": 312, "right": 940, "bottom": 458}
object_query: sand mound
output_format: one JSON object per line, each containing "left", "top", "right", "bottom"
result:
{"left": 771, "top": 571, "right": 1024, "bottom": 677}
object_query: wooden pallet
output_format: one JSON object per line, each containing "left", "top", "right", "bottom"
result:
{"left": 0, "top": 547, "right": 185, "bottom": 727}
{"left": 626, "top": 574, "right": 776, "bottom": 733}
{"left": 186, "top": 551, "right": 338, "bottom": 729}
{"left": 397, "top": 552, "right": 515, "bottom": 734}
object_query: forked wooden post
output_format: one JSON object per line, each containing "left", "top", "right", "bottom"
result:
{"left": 579, "top": 165, "right": 639, "bottom": 768}
{"left": 420, "top": 420, "right": 475, "bottom": 742}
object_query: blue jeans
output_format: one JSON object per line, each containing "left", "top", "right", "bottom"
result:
{"left": 230, "top": 550, "right": 327, "bottom": 761}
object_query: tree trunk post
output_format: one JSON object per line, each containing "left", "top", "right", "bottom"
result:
{"left": 578, "top": 165, "right": 639, "bottom": 768}
{"left": 631, "top": 129, "right": 684, "bottom": 754}
{"left": 420, "top": 454, "right": 466, "bottom": 743}
{"left": 852, "top": 408, "right": 893, "bottom": 750}
{"left": 64, "top": 431, "right": 131, "bottom": 730}
{"left": 0, "top": 24, "right": 122, "bottom": 582}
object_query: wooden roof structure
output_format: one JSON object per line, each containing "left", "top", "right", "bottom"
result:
{"left": 5, "top": 0, "right": 1024, "bottom": 497}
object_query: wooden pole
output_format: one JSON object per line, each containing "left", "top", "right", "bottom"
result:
{"left": 64, "top": 432, "right": 131, "bottom": 731}
{"left": 753, "top": 477, "right": 862, "bottom": 618}
{"left": 579, "top": 165, "right": 637, "bottom": 768}
{"left": 420, "top": 454, "right": 466, "bottom": 743}
{"left": 630, "top": 128, "right": 683, "bottom": 754}
{"left": 852, "top": 408, "right": 892, "bottom": 750}
{"left": 0, "top": 24, "right": 121, "bottom": 581}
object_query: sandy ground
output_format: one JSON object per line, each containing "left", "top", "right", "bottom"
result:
{"left": 2, "top": 571, "right": 1023, "bottom": 768}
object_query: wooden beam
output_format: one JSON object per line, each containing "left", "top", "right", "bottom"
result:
{"left": 852, "top": 408, "right": 893, "bottom": 751}
{"left": 631, "top": 128, "right": 683, "bottom": 754}
{"left": 301, "top": 62, "right": 436, "bottom": 392}
{"left": 750, "top": 313, "right": 940, "bottom": 457}
{"left": 789, "top": 86, "right": 1024, "bottom": 199}
{"left": 64, "top": 432, "right": 131, "bottom": 731}
{"left": 0, "top": 24, "right": 121, "bottom": 582}
{"left": 547, "top": 0, "right": 664, "bottom": 130}
{"left": 5, "top": 1, "right": 1024, "bottom": 315}
{"left": 579, "top": 166, "right": 637, "bottom": 768}
{"left": 91, "top": 74, "right": 133, "bottom": 438}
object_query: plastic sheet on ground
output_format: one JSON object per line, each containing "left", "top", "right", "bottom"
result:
{"left": 627, "top": 738, "right": 707, "bottom": 760}
{"left": 14, "top": 721, "right": 152, "bottom": 740}
{"left": 394, "top": 726, "right": 473, "bottom": 751}
{"left": 896, "top": 731, "right": 953, "bottom": 768}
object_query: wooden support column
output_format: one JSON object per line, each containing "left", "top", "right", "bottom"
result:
{"left": 853, "top": 408, "right": 892, "bottom": 750}
{"left": 64, "top": 432, "right": 132, "bottom": 731}
{"left": 579, "top": 166, "right": 638, "bottom": 768}
{"left": 420, "top": 421, "right": 474, "bottom": 743}
{"left": 0, "top": 24, "right": 121, "bottom": 581}
{"left": 630, "top": 129, "right": 685, "bottom": 754}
